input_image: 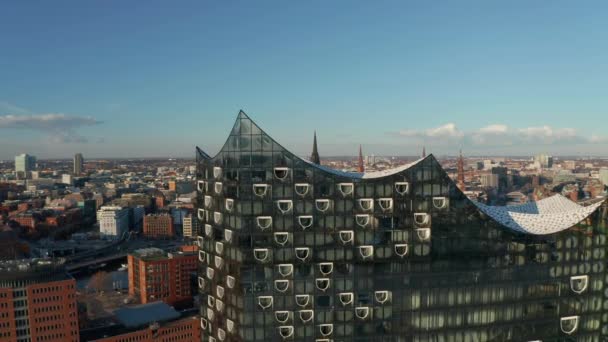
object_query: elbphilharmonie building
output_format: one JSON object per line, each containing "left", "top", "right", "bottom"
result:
{"left": 196, "top": 111, "right": 608, "bottom": 341}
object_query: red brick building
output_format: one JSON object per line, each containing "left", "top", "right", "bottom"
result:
{"left": 128, "top": 246, "right": 197, "bottom": 308}
{"left": 91, "top": 316, "right": 200, "bottom": 342}
{"left": 142, "top": 213, "right": 174, "bottom": 238}
{"left": 0, "top": 261, "right": 79, "bottom": 342}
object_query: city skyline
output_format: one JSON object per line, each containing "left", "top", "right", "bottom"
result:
{"left": 2, "top": 1, "right": 608, "bottom": 159}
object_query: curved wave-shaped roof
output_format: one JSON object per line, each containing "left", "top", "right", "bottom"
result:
{"left": 198, "top": 111, "right": 606, "bottom": 235}
{"left": 472, "top": 195, "right": 605, "bottom": 235}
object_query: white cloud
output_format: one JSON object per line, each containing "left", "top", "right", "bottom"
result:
{"left": 390, "top": 122, "right": 606, "bottom": 147}
{"left": 0, "top": 113, "right": 101, "bottom": 143}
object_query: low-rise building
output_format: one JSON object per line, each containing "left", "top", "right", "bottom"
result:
{"left": 142, "top": 213, "right": 174, "bottom": 238}
{"left": 97, "top": 206, "right": 129, "bottom": 239}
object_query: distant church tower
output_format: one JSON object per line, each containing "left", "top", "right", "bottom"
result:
{"left": 457, "top": 150, "right": 465, "bottom": 190}
{"left": 422, "top": 146, "right": 426, "bottom": 158}
{"left": 358, "top": 145, "right": 365, "bottom": 173}
{"left": 310, "top": 131, "right": 320, "bottom": 165}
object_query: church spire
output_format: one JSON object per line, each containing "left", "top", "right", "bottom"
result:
{"left": 358, "top": 145, "right": 365, "bottom": 173}
{"left": 422, "top": 146, "right": 426, "bottom": 158}
{"left": 457, "top": 149, "right": 465, "bottom": 190}
{"left": 310, "top": 131, "right": 320, "bottom": 165}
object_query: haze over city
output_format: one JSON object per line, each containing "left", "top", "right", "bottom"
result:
{"left": 2, "top": 1, "right": 608, "bottom": 159}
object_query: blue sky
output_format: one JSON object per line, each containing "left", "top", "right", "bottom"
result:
{"left": 1, "top": 1, "right": 607, "bottom": 159}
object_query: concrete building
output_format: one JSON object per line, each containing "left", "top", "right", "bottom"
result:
{"left": 97, "top": 206, "right": 129, "bottom": 239}
{"left": 61, "top": 173, "right": 73, "bottom": 185}
{"left": 73, "top": 153, "right": 83, "bottom": 175}
{"left": 534, "top": 153, "right": 554, "bottom": 169}
{"left": 14, "top": 154, "right": 36, "bottom": 178}
{"left": 88, "top": 303, "right": 200, "bottom": 342}
{"left": 0, "top": 260, "right": 79, "bottom": 342}
{"left": 600, "top": 168, "right": 608, "bottom": 187}
{"left": 182, "top": 213, "right": 198, "bottom": 238}
{"left": 142, "top": 213, "right": 174, "bottom": 238}
{"left": 128, "top": 246, "right": 197, "bottom": 308}
{"left": 480, "top": 173, "right": 499, "bottom": 188}
{"left": 168, "top": 180, "right": 194, "bottom": 195}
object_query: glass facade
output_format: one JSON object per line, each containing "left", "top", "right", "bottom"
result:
{"left": 196, "top": 111, "right": 608, "bottom": 342}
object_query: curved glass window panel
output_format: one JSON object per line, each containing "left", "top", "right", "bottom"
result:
{"left": 355, "top": 307, "right": 370, "bottom": 320}
{"left": 204, "top": 195, "right": 213, "bottom": 208}
{"left": 278, "top": 326, "right": 294, "bottom": 339}
{"left": 277, "top": 200, "right": 293, "bottom": 214}
{"left": 274, "top": 280, "right": 291, "bottom": 292}
{"left": 395, "top": 182, "right": 410, "bottom": 195}
{"left": 374, "top": 291, "right": 391, "bottom": 304}
{"left": 200, "top": 317, "right": 208, "bottom": 330}
{"left": 278, "top": 264, "right": 294, "bottom": 277}
{"left": 358, "top": 246, "right": 374, "bottom": 259}
{"left": 355, "top": 214, "right": 370, "bottom": 228}
{"left": 432, "top": 196, "right": 448, "bottom": 209}
{"left": 257, "top": 216, "right": 273, "bottom": 230}
{"left": 197, "top": 180, "right": 207, "bottom": 192}
{"left": 198, "top": 276, "right": 206, "bottom": 289}
{"left": 213, "top": 167, "right": 222, "bottom": 179}
{"left": 394, "top": 244, "right": 408, "bottom": 257}
{"left": 294, "top": 183, "right": 310, "bottom": 196}
{"left": 274, "top": 232, "right": 290, "bottom": 246}
{"left": 560, "top": 316, "right": 579, "bottom": 334}
{"left": 295, "top": 294, "right": 310, "bottom": 307}
{"left": 414, "top": 213, "right": 430, "bottom": 226}
{"left": 358, "top": 199, "right": 374, "bottom": 211}
{"left": 214, "top": 182, "right": 223, "bottom": 194}
{"left": 253, "top": 248, "right": 270, "bottom": 263}
{"left": 295, "top": 247, "right": 311, "bottom": 261}
{"left": 217, "top": 328, "right": 226, "bottom": 341}
{"left": 274, "top": 167, "right": 290, "bottom": 180}
{"left": 416, "top": 228, "right": 431, "bottom": 241}
{"left": 215, "top": 299, "right": 224, "bottom": 313}
{"left": 206, "top": 308, "right": 215, "bottom": 322}
{"left": 315, "top": 199, "right": 331, "bottom": 212}
{"left": 377, "top": 198, "right": 393, "bottom": 211}
{"left": 214, "top": 212, "right": 223, "bottom": 224}
{"left": 253, "top": 184, "right": 269, "bottom": 197}
{"left": 338, "top": 230, "right": 354, "bottom": 245}
{"left": 339, "top": 292, "right": 353, "bottom": 306}
{"left": 275, "top": 311, "right": 292, "bottom": 324}
{"left": 214, "top": 256, "right": 224, "bottom": 269}
{"left": 226, "top": 319, "right": 235, "bottom": 333}
{"left": 258, "top": 296, "right": 273, "bottom": 309}
{"left": 198, "top": 251, "right": 206, "bottom": 263}
{"left": 197, "top": 209, "right": 206, "bottom": 221}
{"left": 215, "top": 241, "right": 224, "bottom": 255}
{"left": 338, "top": 183, "right": 354, "bottom": 196}
{"left": 206, "top": 267, "right": 215, "bottom": 279}
{"left": 319, "top": 262, "right": 333, "bottom": 276}
{"left": 319, "top": 324, "right": 333, "bottom": 337}
{"left": 224, "top": 229, "right": 233, "bottom": 243}
{"left": 570, "top": 275, "right": 589, "bottom": 294}
{"left": 299, "top": 310, "right": 314, "bottom": 323}
{"left": 216, "top": 286, "right": 225, "bottom": 299}
{"left": 205, "top": 224, "right": 213, "bottom": 237}
{"left": 207, "top": 296, "right": 215, "bottom": 308}
{"left": 226, "top": 276, "right": 236, "bottom": 289}
{"left": 297, "top": 215, "right": 314, "bottom": 229}
{"left": 225, "top": 198, "right": 234, "bottom": 212}
{"left": 315, "top": 278, "right": 331, "bottom": 291}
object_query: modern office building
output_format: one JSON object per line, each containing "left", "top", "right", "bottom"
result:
{"left": 0, "top": 259, "right": 79, "bottom": 342}
{"left": 535, "top": 153, "right": 554, "bottom": 169}
{"left": 14, "top": 153, "right": 36, "bottom": 176}
{"left": 600, "top": 168, "right": 608, "bottom": 187}
{"left": 97, "top": 206, "right": 129, "bottom": 239}
{"left": 196, "top": 111, "right": 608, "bottom": 341}
{"left": 128, "top": 246, "right": 198, "bottom": 308}
{"left": 480, "top": 173, "right": 499, "bottom": 188}
{"left": 73, "top": 153, "right": 83, "bottom": 175}
{"left": 183, "top": 213, "right": 198, "bottom": 238}
{"left": 142, "top": 213, "right": 175, "bottom": 238}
